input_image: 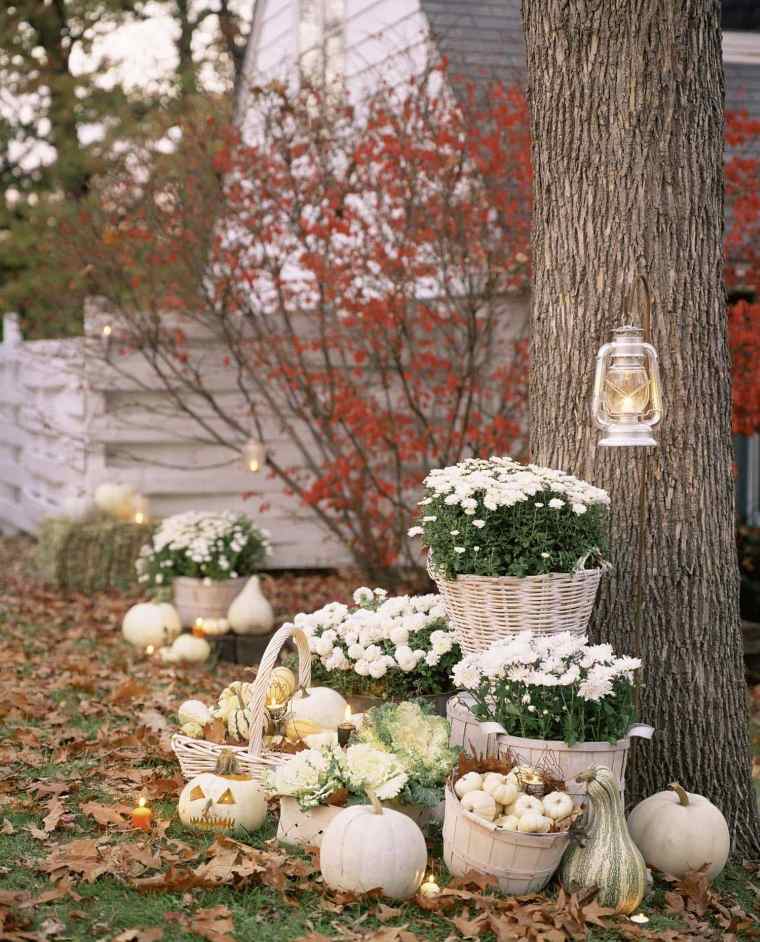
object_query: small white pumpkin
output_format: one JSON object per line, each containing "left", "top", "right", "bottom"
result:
{"left": 181, "top": 721, "right": 204, "bottom": 737}
{"left": 454, "top": 772, "right": 483, "bottom": 798}
{"left": 495, "top": 814, "right": 520, "bottom": 831}
{"left": 285, "top": 687, "right": 349, "bottom": 740}
{"left": 122, "top": 602, "right": 182, "bottom": 648}
{"left": 461, "top": 790, "right": 497, "bottom": 821}
{"left": 227, "top": 576, "right": 275, "bottom": 635}
{"left": 178, "top": 699, "right": 212, "bottom": 726}
{"left": 492, "top": 781, "right": 519, "bottom": 807}
{"left": 543, "top": 791, "right": 574, "bottom": 821}
{"left": 481, "top": 772, "right": 506, "bottom": 795}
{"left": 627, "top": 783, "right": 730, "bottom": 881}
{"left": 518, "top": 811, "right": 552, "bottom": 834}
{"left": 512, "top": 794, "right": 544, "bottom": 818}
{"left": 178, "top": 750, "right": 267, "bottom": 833}
{"left": 168, "top": 633, "right": 211, "bottom": 664}
{"left": 94, "top": 482, "right": 136, "bottom": 518}
{"left": 320, "top": 792, "right": 427, "bottom": 899}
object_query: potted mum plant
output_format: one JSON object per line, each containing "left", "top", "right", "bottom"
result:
{"left": 408, "top": 456, "right": 610, "bottom": 653}
{"left": 451, "top": 630, "right": 650, "bottom": 798}
{"left": 288, "top": 587, "right": 460, "bottom": 713}
{"left": 137, "top": 511, "right": 271, "bottom": 625}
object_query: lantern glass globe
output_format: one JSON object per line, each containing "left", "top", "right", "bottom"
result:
{"left": 242, "top": 438, "right": 267, "bottom": 472}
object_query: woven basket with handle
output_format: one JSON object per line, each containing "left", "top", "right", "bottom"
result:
{"left": 172, "top": 623, "right": 311, "bottom": 782}
{"left": 429, "top": 556, "right": 605, "bottom": 655}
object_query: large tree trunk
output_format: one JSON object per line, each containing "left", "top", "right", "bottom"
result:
{"left": 522, "top": 0, "right": 760, "bottom": 857}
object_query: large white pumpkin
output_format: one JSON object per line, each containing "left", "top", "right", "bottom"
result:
{"left": 285, "top": 687, "right": 348, "bottom": 741}
{"left": 169, "top": 633, "right": 211, "bottom": 664}
{"left": 178, "top": 751, "right": 267, "bottom": 833}
{"left": 94, "top": 482, "right": 136, "bottom": 518}
{"left": 122, "top": 602, "right": 182, "bottom": 648}
{"left": 627, "top": 783, "right": 730, "bottom": 881}
{"left": 320, "top": 794, "right": 427, "bottom": 899}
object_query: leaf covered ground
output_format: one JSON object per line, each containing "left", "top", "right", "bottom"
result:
{"left": 0, "top": 536, "right": 758, "bottom": 942}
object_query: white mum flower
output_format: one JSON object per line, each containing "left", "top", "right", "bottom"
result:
{"left": 548, "top": 498, "right": 565, "bottom": 509}
{"left": 407, "top": 526, "right": 424, "bottom": 537}
{"left": 454, "top": 546, "right": 466, "bottom": 554}
{"left": 389, "top": 625, "right": 409, "bottom": 646}
{"left": 353, "top": 586, "right": 375, "bottom": 605}
{"left": 572, "top": 503, "right": 588, "bottom": 515}
{"left": 472, "top": 519, "right": 486, "bottom": 528}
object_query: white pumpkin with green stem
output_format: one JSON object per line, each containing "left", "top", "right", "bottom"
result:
{"left": 454, "top": 772, "right": 483, "bottom": 798}
{"left": 543, "top": 791, "right": 574, "bottom": 821}
{"left": 561, "top": 766, "right": 647, "bottom": 915}
{"left": 627, "top": 783, "right": 730, "bottom": 881}
{"left": 122, "top": 601, "right": 181, "bottom": 648}
{"left": 178, "top": 750, "right": 267, "bottom": 833}
{"left": 319, "top": 789, "right": 427, "bottom": 899}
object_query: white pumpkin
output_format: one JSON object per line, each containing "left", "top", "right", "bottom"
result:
{"left": 543, "top": 791, "right": 574, "bottom": 821}
{"left": 320, "top": 793, "right": 427, "bottom": 899}
{"left": 167, "top": 633, "right": 211, "bottom": 664}
{"left": 178, "top": 699, "right": 212, "bottom": 726}
{"left": 122, "top": 602, "right": 182, "bottom": 648}
{"left": 461, "top": 790, "right": 498, "bottom": 821}
{"left": 178, "top": 750, "right": 267, "bottom": 833}
{"left": 94, "top": 482, "right": 136, "bottom": 518}
{"left": 495, "top": 814, "right": 520, "bottom": 831}
{"left": 454, "top": 772, "right": 483, "bottom": 798}
{"left": 518, "top": 811, "right": 552, "bottom": 834}
{"left": 492, "top": 781, "right": 519, "bottom": 807}
{"left": 227, "top": 576, "right": 275, "bottom": 635}
{"left": 512, "top": 794, "right": 544, "bottom": 819}
{"left": 627, "top": 783, "right": 730, "bottom": 881}
{"left": 285, "top": 687, "right": 349, "bottom": 740}
{"left": 481, "top": 772, "right": 506, "bottom": 795}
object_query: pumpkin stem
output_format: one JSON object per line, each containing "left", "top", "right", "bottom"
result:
{"left": 669, "top": 782, "right": 689, "bottom": 807}
{"left": 215, "top": 749, "right": 241, "bottom": 777}
{"left": 366, "top": 787, "right": 383, "bottom": 815}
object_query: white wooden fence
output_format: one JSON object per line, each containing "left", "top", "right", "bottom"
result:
{"left": 0, "top": 310, "right": 350, "bottom": 568}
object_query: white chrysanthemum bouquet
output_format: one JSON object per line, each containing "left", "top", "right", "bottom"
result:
{"left": 286, "top": 587, "right": 460, "bottom": 699}
{"left": 266, "top": 743, "right": 408, "bottom": 810}
{"left": 408, "top": 456, "right": 610, "bottom": 578}
{"left": 136, "top": 510, "right": 271, "bottom": 589}
{"left": 453, "top": 631, "right": 641, "bottom": 745}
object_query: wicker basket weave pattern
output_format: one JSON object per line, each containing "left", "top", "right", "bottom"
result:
{"left": 429, "top": 558, "right": 604, "bottom": 655}
{"left": 172, "top": 623, "right": 311, "bottom": 782}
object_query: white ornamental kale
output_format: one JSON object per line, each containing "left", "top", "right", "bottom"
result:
{"left": 409, "top": 456, "right": 610, "bottom": 579}
{"left": 452, "top": 630, "right": 641, "bottom": 746}
{"left": 342, "top": 744, "right": 408, "bottom": 800}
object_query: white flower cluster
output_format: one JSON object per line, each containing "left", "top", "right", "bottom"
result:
{"left": 410, "top": 457, "right": 610, "bottom": 532}
{"left": 342, "top": 743, "right": 408, "bottom": 800}
{"left": 288, "top": 589, "right": 455, "bottom": 680}
{"left": 452, "top": 631, "right": 640, "bottom": 703}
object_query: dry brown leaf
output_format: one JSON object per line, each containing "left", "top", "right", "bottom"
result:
{"left": 79, "top": 801, "right": 131, "bottom": 827}
{"left": 190, "top": 905, "right": 236, "bottom": 942}
{"left": 112, "top": 930, "right": 164, "bottom": 942}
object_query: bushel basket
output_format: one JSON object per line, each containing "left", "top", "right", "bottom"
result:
{"left": 172, "top": 623, "right": 311, "bottom": 783}
{"left": 429, "top": 557, "right": 604, "bottom": 655}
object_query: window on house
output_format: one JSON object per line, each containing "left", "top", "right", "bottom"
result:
{"left": 299, "top": 0, "right": 345, "bottom": 89}
{"left": 722, "top": 1, "right": 760, "bottom": 32}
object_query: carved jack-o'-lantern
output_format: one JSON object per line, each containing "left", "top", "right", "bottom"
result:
{"left": 178, "top": 751, "right": 267, "bottom": 833}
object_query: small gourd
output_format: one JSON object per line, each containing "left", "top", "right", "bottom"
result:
{"left": 461, "top": 790, "right": 497, "bottom": 821}
{"left": 543, "top": 791, "right": 574, "bottom": 821}
{"left": 181, "top": 721, "right": 204, "bottom": 737}
{"left": 217, "top": 682, "right": 253, "bottom": 718}
{"left": 284, "top": 687, "right": 349, "bottom": 740}
{"left": 454, "top": 772, "right": 483, "bottom": 798}
{"left": 320, "top": 791, "right": 427, "bottom": 899}
{"left": 561, "top": 766, "right": 647, "bottom": 915}
{"left": 627, "top": 783, "right": 730, "bottom": 881}
{"left": 178, "top": 750, "right": 267, "bottom": 833}
{"left": 512, "top": 794, "right": 544, "bottom": 818}
{"left": 517, "top": 811, "right": 552, "bottom": 833}
{"left": 492, "top": 781, "right": 519, "bottom": 807}
{"left": 178, "top": 699, "right": 212, "bottom": 726}
{"left": 495, "top": 814, "right": 520, "bottom": 831}
{"left": 122, "top": 602, "right": 181, "bottom": 648}
{"left": 268, "top": 666, "right": 297, "bottom": 705}
{"left": 227, "top": 576, "right": 275, "bottom": 635}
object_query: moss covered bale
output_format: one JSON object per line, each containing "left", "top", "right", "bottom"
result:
{"left": 35, "top": 514, "right": 155, "bottom": 592}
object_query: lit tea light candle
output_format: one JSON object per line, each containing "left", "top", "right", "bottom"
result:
{"left": 192, "top": 618, "right": 206, "bottom": 638}
{"left": 145, "top": 644, "right": 155, "bottom": 656}
{"left": 102, "top": 324, "right": 112, "bottom": 337}
{"left": 629, "top": 914, "right": 649, "bottom": 925}
{"left": 337, "top": 705, "right": 354, "bottom": 748}
{"left": 131, "top": 796, "right": 152, "bottom": 830}
{"left": 419, "top": 874, "right": 441, "bottom": 898}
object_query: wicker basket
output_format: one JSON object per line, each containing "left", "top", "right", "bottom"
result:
{"left": 171, "top": 623, "right": 311, "bottom": 783}
{"left": 429, "top": 557, "right": 604, "bottom": 655}
{"left": 443, "top": 783, "right": 569, "bottom": 894}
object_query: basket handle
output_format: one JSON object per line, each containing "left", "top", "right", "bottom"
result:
{"left": 247, "top": 623, "right": 312, "bottom": 757}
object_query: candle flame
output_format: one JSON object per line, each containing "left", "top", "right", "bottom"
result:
{"left": 248, "top": 460, "right": 260, "bottom": 471}
{"left": 145, "top": 645, "right": 155, "bottom": 655}
{"left": 134, "top": 512, "right": 145, "bottom": 524}
{"left": 138, "top": 796, "right": 147, "bottom": 808}
{"left": 102, "top": 324, "right": 112, "bottom": 337}
{"left": 344, "top": 705, "right": 352, "bottom": 722}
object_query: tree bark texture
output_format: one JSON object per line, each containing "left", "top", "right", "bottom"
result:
{"left": 522, "top": 0, "right": 760, "bottom": 856}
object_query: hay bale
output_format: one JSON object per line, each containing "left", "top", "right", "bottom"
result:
{"left": 35, "top": 514, "right": 155, "bottom": 592}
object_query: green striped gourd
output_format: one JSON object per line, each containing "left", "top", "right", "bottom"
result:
{"left": 560, "top": 766, "right": 647, "bottom": 914}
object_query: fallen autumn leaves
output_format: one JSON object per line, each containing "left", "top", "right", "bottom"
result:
{"left": 0, "top": 536, "right": 758, "bottom": 942}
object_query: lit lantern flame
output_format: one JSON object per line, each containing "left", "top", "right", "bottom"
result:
{"left": 242, "top": 438, "right": 267, "bottom": 473}
{"left": 102, "top": 324, "right": 112, "bottom": 337}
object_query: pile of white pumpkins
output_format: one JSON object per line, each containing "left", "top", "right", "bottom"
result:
{"left": 453, "top": 768, "right": 575, "bottom": 833}
{"left": 63, "top": 481, "right": 149, "bottom": 524}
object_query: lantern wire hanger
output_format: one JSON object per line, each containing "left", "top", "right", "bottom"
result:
{"left": 591, "top": 274, "right": 663, "bottom": 448}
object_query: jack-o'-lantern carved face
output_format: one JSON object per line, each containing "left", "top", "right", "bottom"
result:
{"left": 178, "top": 752, "right": 267, "bottom": 833}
